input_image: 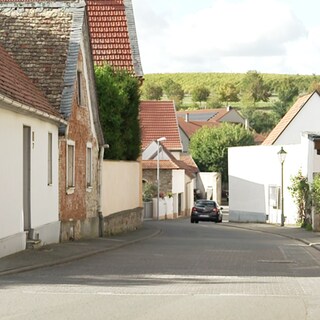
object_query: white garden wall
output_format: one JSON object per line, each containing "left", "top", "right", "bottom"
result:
{"left": 102, "top": 160, "right": 141, "bottom": 216}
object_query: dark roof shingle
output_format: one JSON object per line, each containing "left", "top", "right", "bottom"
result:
{"left": 0, "top": 44, "right": 61, "bottom": 119}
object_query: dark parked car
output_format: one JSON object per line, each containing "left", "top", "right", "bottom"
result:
{"left": 190, "top": 199, "right": 223, "bottom": 223}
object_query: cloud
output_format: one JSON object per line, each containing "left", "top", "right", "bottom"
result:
{"left": 133, "top": 0, "right": 318, "bottom": 74}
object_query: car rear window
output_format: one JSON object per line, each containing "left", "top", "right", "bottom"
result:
{"left": 196, "top": 201, "right": 217, "bottom": 207}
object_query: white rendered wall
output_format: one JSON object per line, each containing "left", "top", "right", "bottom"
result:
{"left": 197, "top": 172, "right": 221, "bottom": 203}
{"left": 172, "top": 169, "right": 185, "bottom": 194}
{"left": 0, "top": 107, "right": 59, "bottom": 251}
{"left": 275, "top": 93, "right": 320, "bottom": 145}
{"left": 228, "top": 144, "right": 305, "bottom": 224}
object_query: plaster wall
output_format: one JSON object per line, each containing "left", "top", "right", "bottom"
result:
{"left": 102, "top": 160, "right": 141, "bottom": 216}
{"left": 275, "top": 93, "right": 320, "bottom": 145}
{"left": 0, "top": 107, "right": 59, "bottom": 252}
{"left": 228, "top": 144, "right": 304, "bottom": 224}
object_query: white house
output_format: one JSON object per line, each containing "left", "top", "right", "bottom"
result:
{"left": 228, "top": 91, "right": 320, "bottom": 226}
{"left": 0, "top": 45, "right": 65, "bottom": 258}
{"left": 142, "top": 141, "right": 197, "bottom": 219}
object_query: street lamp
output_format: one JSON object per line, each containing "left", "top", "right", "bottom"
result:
{"left": 277, "top": 147, "right": 287, "bottom": 227}
{"left": 156, "top": 137, "right": 166, "bottom": 220}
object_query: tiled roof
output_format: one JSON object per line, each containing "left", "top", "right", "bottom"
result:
{"left": 178, "top": 117, "right": 220, "bottom": 138}
{"left": 180, "top": 153, "right": 199, "bottom": 174}
{"left": 142, "top": 160, "right": 180, "bottom": 170}
{"left": 262, "top": 93, "right": 314, "bottom": 145}
{"left": 86, "top": 0, "right": 143, "bottom": 77}
{"left": 177, "top": 108, "right": 231, "bottom": 122}
{"left": 140, "top": 100, "right": 183, "bottom": 151}
{"left": 0, "top": 1, "right": 76, "bottom": 112}
{"left": 0, "top": 44, "right": 61, "bottom": 119}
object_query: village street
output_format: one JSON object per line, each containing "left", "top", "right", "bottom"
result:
{"left": 1, "top": 219, "right": 320, "bottom": 319}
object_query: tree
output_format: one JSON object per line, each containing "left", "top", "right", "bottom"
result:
{"left": 191, "top": 86, "right": 210, "bottom": 107}
{"left": 277, "top": 77, "right": 299, "bottom": 105}
{"left": 189, "top": 123, "right": 255, "bottom": 182}
{"left": 95, "top": 64, "right": 141, "bottom": 160}
{"left": 163, "top": 78, "right": 185, "bottom": 107}
{"left": 217, "top": 82, "right": 240, "bottom": 105}
{"left": 272, "top": 100, "right": 290, "bottom": 121}
{"left": 245, "top": 110, "right": 277, "bottom": 134}
{"left": 142, "top": 82, "right": 163, "bottom": 100}
{"left": 240, "top": 70, "right": 271, "bottom": 107}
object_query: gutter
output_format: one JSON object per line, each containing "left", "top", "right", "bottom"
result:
{"left": 0, "top": 94, "right": 67, "bottom": 125}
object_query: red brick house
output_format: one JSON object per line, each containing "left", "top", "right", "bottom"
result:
{"left": 0, "top": 0, "right": 105, "bottom": 240}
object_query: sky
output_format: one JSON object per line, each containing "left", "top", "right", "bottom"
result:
{"left": 132, "top": 0, "right": 320, "bottom": 75}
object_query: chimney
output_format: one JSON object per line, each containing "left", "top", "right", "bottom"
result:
{"left": 185, "top": 113, "right": 189, "bottom": 122}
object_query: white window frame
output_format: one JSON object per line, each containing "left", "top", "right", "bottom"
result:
{"left": 86, "top": 142, "right": 93, "bottom": 190}
{"left": 66, "top": 140, "right": 75, "bottom": 193}
{"left": 48, "top": 132, "right": 53, "bottom": 185}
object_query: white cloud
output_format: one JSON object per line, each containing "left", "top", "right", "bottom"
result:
{"left": 133, "top": 0, "right": 320, "bottom": 74}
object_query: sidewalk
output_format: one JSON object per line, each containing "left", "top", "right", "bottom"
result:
{"left": 1, "top": 221, "right": 320, "bottom": 277}
{"left": 0, "top": 224, "right": 161, "bottom": 276}
{"left": 226, "top": 222, "right": 320, "bottom": 251}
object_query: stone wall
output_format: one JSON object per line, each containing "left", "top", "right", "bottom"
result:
{"left": 103, "top": 207, "right": 143, "bottom": 236}
{"left": 143, "top": 169, "right": 172, "bottom": 194}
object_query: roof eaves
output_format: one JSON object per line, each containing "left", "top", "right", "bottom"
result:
{"left": 124, "top": 0, "right": 143, "bottom": 78}
{"left": 60, "top": 2, "right": 86, "bottom": 121}
{"left": 263, "top": 92, "right": 314, "bottom": 145}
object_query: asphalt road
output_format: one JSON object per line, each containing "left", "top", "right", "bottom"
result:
{"left": 1, "top": 219, "right": 320, "bottom": 320}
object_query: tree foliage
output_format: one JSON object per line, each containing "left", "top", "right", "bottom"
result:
{"left": 217, "top": 82, "right": 240, "bottom": 105}
{"left": 162, "top": 78, "right": 185, "bottom": 107}
{"left": 240, "top": 70, "right": 271, "bottom": 107}
{"left": 288, "top": 170, "right": 312, "bottom": 226}
{"left": 189, "top": 123, "right": 255, "bottom": 182}
{"left": 142, "top": 81, "right": 163, "bottom": 100}
{"left": 276, "top": 77, "right": 299, "bottom": 105}
{"left": 244, "top": 109, "right": 277, "bottom": 134}
{"left": 191, "top": 86, "right": 210, "bottom": 106}
{"left": 95, "top": 64, "right": 141, "bottom": 160}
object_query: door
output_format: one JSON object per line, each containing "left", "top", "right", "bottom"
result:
{"left": 23, "top": 126, "right": 31, "bottom": 231}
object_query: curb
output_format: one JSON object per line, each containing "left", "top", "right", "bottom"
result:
{"left": 223, "top": 223, "right": 320, "bottom": 252}
{"left": 0, "top": 228, "right": 161, "bottom": 277}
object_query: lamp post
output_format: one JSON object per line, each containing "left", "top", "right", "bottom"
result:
{"left": 156, "top": 137, "right": 166, "bottom": 220}
{"left": 278, "top": 147, "right": 287, "bottom": 227}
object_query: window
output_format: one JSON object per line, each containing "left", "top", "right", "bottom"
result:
{"left": 67, "top": 141, "right": 75, "bottom": 189}
{"left": 48, "top": 133, "right": 52, "bottom": 185}
{"left": 77, "top": 71, "right": 83, "bottom": 106}
{"left": 86, "top": 143, "right": 92, "bottom": 188}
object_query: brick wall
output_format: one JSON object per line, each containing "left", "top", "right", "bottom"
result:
{"left": 59, "top": 50, "right": 100, "bottom": 240}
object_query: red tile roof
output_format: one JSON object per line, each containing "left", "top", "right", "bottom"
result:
{"left": 86, "top": 0, "right": 143, "bottom": 76}
{"left": 178, "top": 117, "right": 220, "bottom": 138}
{"left": 142, "top": 160, "right": 180, "bottom": 170}
{"left": 177, "top": 108, "right": 230, "bottom": 121}
{"left": 0, "top": 44, "right": 61, "bottom": 119}
{"left": 140, "top": 100, "right": 182, "bottom": 151}
{"left": 262, "top": 93, "right": 314, "bottom": 145}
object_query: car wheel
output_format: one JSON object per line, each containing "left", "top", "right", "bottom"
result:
{"left": 191, "top": 219, "right": 194, "bottom": 223}
{"left": 195, "top": 220, "right": 199, "bottom": 224}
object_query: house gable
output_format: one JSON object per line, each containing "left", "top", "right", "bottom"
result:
{"left": 86, "top": 0, "right": 143, "bottom": 77}
{"left": 263, "top": 92, "right": 318, "bottom": 145}
{"left": 140, "top": 100, "right": 183, "bottom": 152}
{"left": 0, "top": 44, "right": 62, "bottom": 122}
